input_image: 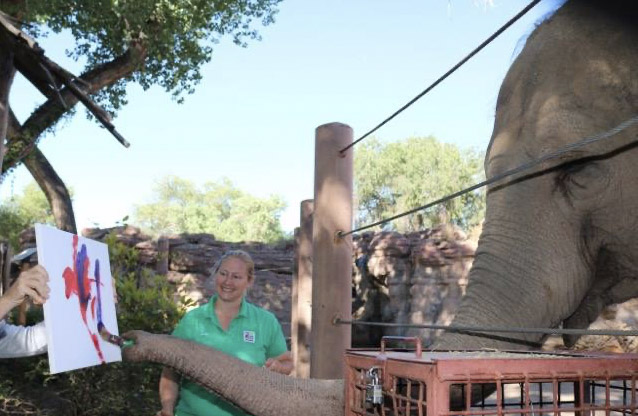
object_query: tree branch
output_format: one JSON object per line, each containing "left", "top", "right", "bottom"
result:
{"left": 5, "top": 104, "right": 77, "bottom": 232}
{"left": 2, "top": 42, "right": 146, "bottom": 174}
{"left": 23, "top": 146, "right": 77, "bottom": 233}
{"left": 6, "top": 105, "right": 19, "bottom": 134}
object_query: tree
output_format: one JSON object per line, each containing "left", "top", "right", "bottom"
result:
{"left": 354, "top": 136, "right": 485, "bottom": 232}
{"left": 0, "top": 181, "right": 57, "bottom": 247}
{"left": 134, "top": 175, "right": 286, "bottom": 243}
{"left": 0, "top": 0, "right": 282, "bottom": 232}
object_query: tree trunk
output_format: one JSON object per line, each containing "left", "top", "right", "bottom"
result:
{"left": 0, "top": 38, "right": 15, "bottom": 172}
{"left": 23, "top": 147, "right": 77, "bottom": 233}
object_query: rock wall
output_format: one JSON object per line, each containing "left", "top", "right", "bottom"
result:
{"left": 352, "top": 225, "right": 476, "bottom": 347}
{"left": 77, "top": 224, "right": 476, "bottom": 344}
{"left": 20, "top": 225, "right": 637, "bottom": 351}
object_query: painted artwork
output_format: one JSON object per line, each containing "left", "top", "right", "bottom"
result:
{"left": 35, "top": 224, "right": 122, "bottom": 374}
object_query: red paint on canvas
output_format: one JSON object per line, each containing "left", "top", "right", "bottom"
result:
{"left": 62, "top": 235, "right": 105, "bottom": 363}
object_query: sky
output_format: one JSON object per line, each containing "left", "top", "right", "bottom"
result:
{"left": 2, "top": 0, "right": 562, "bottom": 234}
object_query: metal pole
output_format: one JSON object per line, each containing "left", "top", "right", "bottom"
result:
{"left": 310, "top": 123, "right": 353, "bottom": 379}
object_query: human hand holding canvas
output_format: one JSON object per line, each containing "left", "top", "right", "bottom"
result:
{"left": 0, "top": 265, "right": 49, "bottom": 320}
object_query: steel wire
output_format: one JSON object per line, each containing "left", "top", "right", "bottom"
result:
{"left": 339, "top": 114, "right": 638, "bottom": 237}
{"left": 340, "top": 0, "right": 542, "bottom": 154}
{"left": 335, "top": 318, "right": 638, "bottom": 337}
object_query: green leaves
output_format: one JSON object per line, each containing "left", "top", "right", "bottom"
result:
{"left": 0, "top": 182, "right": 58, "bottom": 248}
{"left": 15, "top": 0, "right": 281, "bottom": 108}
{"left": 354, "top": 136, "right": 486, "bottom": 232}
{"left": 133, "top": 175, "right": 287, "bottom": 243}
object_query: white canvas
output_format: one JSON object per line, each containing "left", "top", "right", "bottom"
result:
{"left": 35, "top": 224, "right": 122, "bottom": 374}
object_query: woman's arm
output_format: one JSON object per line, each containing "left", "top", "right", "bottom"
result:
{"left": 264, "top": 351, "right": 293, "bottom": 375}
{"left": 158, "top": 367, "right": 180, "bottom": 416}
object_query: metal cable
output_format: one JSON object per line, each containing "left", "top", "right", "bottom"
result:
{"left": 339, "top": 0, "right": 542, "bottom": 154}
{"left": 335, "top": 319, "right": 638, "bottom": 337}
{"left": 339, "top": 114, "right": 638, "bottom": 237}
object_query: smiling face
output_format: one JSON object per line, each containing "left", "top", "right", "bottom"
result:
{"left": 214, "top": 256, "right": 253, "bottom": 304}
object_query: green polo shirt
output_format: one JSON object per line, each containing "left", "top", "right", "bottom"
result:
{"left": 172, "top": 295, "right": 287, "bottom": 416}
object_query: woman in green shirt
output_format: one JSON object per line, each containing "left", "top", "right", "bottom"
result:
{"left": 157, "top": 250, "right": 292, "bottom": 416}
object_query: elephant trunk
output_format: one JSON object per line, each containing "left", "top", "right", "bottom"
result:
{"left": 434, "top": 205, "right": 588, "bottom": 351}
{"left": 122, "top": 331, "right": 344, "bottom": 416}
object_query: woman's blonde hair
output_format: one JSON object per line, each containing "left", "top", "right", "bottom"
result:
{"left": 210, "top": 250, "right": 255, "bottom": 281}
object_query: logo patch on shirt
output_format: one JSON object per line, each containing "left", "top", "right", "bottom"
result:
{"left": 243, "top": 330, "right": 255, "bottom": 343}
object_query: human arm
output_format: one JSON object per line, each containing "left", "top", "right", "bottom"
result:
{"left": 264, "top": 350, "right": 293, "bottom": 375}
{"left": 0, "top": 265, "right": 49, "bottom": 321}
{"left": 157, "top": 367, "right": 180, "bottom": 416}
{"left": 0, "top": 320, "right": 48, "bottom": 358}
{"left": 264, "top": 313, "right": 294, "bottom": 375}
{"left": 0, "top": 265, "right": 49, "bottom": 358}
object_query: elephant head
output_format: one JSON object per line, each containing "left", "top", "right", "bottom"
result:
{"left": 435, "top": 0, "right": 638, "bottom": 351}
{"left": 123, "top": 1, "right": 638, "bottom": 415}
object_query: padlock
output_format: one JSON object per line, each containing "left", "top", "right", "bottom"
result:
{"left": 365, "top": 367, "right": 383, "bottom": 405}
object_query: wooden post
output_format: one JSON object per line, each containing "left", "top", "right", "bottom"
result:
{"left": 156, "top": 236, "right": 169, "bottom": 275}
{"left": 291, "top": 227, "right": 300, "bottom": 376}
{"left": 292, "top": 200, "right": 314, "bottom": 378}
{"left": 310, "top": 123, "right": 353, "bottom": 379}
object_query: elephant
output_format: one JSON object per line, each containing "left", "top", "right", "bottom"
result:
{"left": 122, "top": 1, "right": 638, "bottom": 415}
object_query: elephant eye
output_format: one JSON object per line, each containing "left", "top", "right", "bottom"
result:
{"left": 560, "top": 163, "right": 589, "bottom": 187}
{"left": 554, "top": 161, "right": 608, "bottom": 200}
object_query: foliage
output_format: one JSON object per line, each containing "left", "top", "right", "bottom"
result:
{"left": 104, "top": 232, "right": 141, "bottom": 278}
{"left": 0, "top": 182, "right": 57, "bottom": 248}
{"left": 0, "top": 232, "right": 187, "bottom": 415}
{"left": 0, "top": 0, "right": 282, "bottom": 236}
{"left": 354, "top": 136, "right": 485, "bottom": 232}
{"left": 134, "top": 175, "right": 287, "bottom": 243}
{"left": 12, "top": 0, "right": 281, "bottom": 110}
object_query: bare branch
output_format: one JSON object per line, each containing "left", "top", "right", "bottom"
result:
{"left": 2, "top": 42, "right": 146, "bottom": 174}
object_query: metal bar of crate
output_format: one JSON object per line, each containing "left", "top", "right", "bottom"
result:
{"left": 345, "top": 349, "right": 638, "bottom": 416}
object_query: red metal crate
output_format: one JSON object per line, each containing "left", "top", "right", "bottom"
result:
{"left": 345, "top": 337, "right": 638, "bottom": 416}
